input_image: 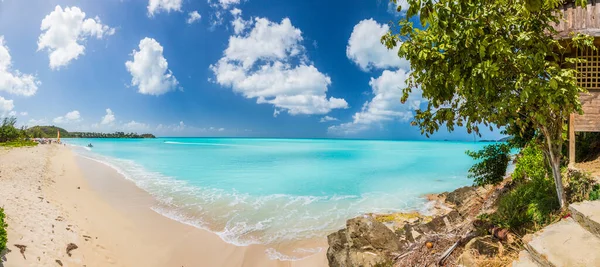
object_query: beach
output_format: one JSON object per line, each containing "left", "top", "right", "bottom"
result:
{"left": 0, "top": 145, "right": 327, "bottom": 267}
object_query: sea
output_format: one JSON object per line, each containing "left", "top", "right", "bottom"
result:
{"left": 64, "top": 138, "right": 489, "bottom": 260}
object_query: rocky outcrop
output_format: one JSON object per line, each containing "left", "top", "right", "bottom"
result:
{"left": 327, "top": 183, "right": 509, "bottom": 267}
{"left": 327, "top": 216, "right": 403, "bottom": 267}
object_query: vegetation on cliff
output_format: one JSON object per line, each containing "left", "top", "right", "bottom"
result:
{"left": 383, "top": 0, "right": 594, "bottom": 209}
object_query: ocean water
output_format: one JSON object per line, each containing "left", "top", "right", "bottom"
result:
{"left": 65, "top": 138, "right": 488, "bottom": 260}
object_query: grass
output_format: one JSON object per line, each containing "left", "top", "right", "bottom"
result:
{"left": 0, "top": 140, "right": 38, "bottom": 148}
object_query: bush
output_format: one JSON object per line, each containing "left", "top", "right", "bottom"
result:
{"left": 0, "top": 207, "right": 7, "bottom": 253}
{"left": 486, "top": 144, "right": 560, "bottom": 232}
{"left": 590, "top": 184, "right": 600, "bottom": 201}
{"left": 466, "top": 143, "right": 511, "bottom": 186}
{"left": 566, "top": 169, "right": 599, "bottom": 203}
{"left": 513, "top": 143, "right": 549, "bottom": 182}
{"left": 491, "top": 178, "right": 559, "bottom": 231}
{"left": 0, "top": 117, "right": 20, "bottom": 143}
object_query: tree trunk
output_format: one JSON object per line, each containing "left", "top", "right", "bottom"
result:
{"left": 542, "top": 126, "right": 567, "bottom": 209}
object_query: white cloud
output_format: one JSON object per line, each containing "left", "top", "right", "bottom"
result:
{"left": 210, "top": 17, "right": 347, "bottom": 116}
{"left": 101, "top": 108, "right": 115, "bottom": 124}
{"left": 125, "top": 37, "right": 179, "bottom": 96}
{"left": 123, "top": 120, "right": 149, "bottom": 131}
{"left": 0, "top": 97, "right": 14, "bottom": 115}
{"left": 320, "top": 116, "right": 338, "bottom": 123}
{"left": 37, "top": 5, "right": 115, "bottom": 70}
{"left": 53, "top": 110, "right": 81, "bottom": 124}
{"left": 187, "top": 11, "right": 201, "bottom": 24}
{"left": 230, "top": 9, "right": 250, "bottom": 35}
{"left": 329, "top": 69, "right": 423, "bottom": 135}
{"left": 346, "top": 19, "right": 408, "bottom": 71}
{"left": 19, "top": 111, "right": 28, "bottom": 116}
{"left": 8, "top": 111, "right": 16, "bottom": 116}
{"left": 211, "top": 0, "right": 241, "bottom": 9}
{"left": 218, "top": 127, "right": 225, "bottom": 132}
{"left": 0, "top": 36, "right": 40, "bottom": 96}
{"left": 387, "top": 0, "right": 409, "bottom": 15}
{"left": 147, "top": 0, "right": 182, "bottom": 16}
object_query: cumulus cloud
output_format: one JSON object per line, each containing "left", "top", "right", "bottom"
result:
{"left": 230, "top": 8, "right": 250, "bottom": 34}
{"left": 125, "top": 37, "right": 179, "bottom": 96}
{"left": 187, "top": 11, "right": 201, "bottom": 24}
{"left": 210, "top": 17, "right": 347, "bottom": 116}
{"left": 101, "top": 108, "right": 115, "bottom": 124}
{"left": 0, "top": 96, "right": 14, "bottom": 115}
{"left": 0, "top": 36, "right": 40, "bottom": 96}
{"left": 37, "top": 6, "right": 115, "bottom": 70}
{"left": 53, "top": 110, "right": 81, "bottom": 124}
{"left": 346, "top": 19, "right": 408, "bottom": 71}
{"left": 147, "top": 0, "right": 182, "bottom": 16}
{"left": 320, "top": 116, "right": 338, "bottom": 123}
{"left": 329, "top": 69, "right": 423, "bottom": 135}
{"left": 20, "top": 111, "right": 28, "bottom": 116}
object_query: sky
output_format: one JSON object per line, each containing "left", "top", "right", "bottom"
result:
{"left": 0, "top": 0, "right": 503, "bottom": 140}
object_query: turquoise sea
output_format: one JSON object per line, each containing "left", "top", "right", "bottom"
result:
{"left": 65, "top": 138, "right": 489, "bottom": 260}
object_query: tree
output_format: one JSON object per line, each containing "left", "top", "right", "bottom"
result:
{"left": 383, "top": 0, "right": 594, "bottom": 209}
{"left": 0, "top": 117, "right": 20, "bottom": 142}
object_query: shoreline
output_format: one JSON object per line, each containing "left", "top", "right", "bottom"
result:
{"left": 0, "top": 145, "right": 327, "bottom": 267}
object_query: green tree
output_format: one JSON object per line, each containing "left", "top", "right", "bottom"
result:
{"left": 466, "top": 143, "right": 511, "bottom": 186}
{"left": 0, "top": 117, "right": 20, "bottom": 142}
{"left": 383, "top": 0, "right": 594, "bottom": 208}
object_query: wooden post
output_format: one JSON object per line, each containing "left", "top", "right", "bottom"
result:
{"left": 569, "top": 113, "right": 576, "bottom": 167}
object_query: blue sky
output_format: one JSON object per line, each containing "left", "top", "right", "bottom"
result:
{"left": 0, "top": 0, "right": 503, "bottom": 140}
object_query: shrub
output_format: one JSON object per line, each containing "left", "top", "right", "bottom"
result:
{"left": 590, "top": 184, "right": 600, "bottom": 201}
{"left": 491, "top": 178, "right": 559, "bottom": 231}
{"left": 512, "top": 143, "right": 549, "bottom": 182}
{"left": 0, "top": 117, "right": 20, "bottom": 143}
{"left": 466, "top": 143, "right": 511, "bottom": 186}
{"left": 0, "top": 207, "right": 7, "bottom": 253}
{"left": 566, "top": 169, "right": 598, "bottom": 203}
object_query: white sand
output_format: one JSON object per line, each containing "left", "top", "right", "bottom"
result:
{"left": 0, "top": 145, "right": 327, "bottom": 267}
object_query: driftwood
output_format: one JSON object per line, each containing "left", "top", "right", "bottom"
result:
{"left": 437, "top": 230, "right": 479, "bottom": 266}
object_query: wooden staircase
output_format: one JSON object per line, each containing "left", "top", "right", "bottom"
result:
{"left": 512, "top": 200, "right": 600, "bottom": 267}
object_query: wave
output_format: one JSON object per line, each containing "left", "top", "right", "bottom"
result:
{"left": 69, "top": 148, "right": 433, "bottom": 261}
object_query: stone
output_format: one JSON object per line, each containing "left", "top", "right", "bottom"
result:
{"left": 464, "top": 236, "right": 499, "bottom": 257}
{"left": 327, "top": 216, "right": 403, "bottom": 267}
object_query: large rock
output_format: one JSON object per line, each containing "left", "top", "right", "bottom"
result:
{"left": 327, "top": 216, "right": 402, "bottom": 267}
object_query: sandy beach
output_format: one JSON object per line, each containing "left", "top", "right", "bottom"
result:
{"left": 0, "top": 145, "right": 327, "bottom": 267}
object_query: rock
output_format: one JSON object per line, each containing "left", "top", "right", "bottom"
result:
{"left": 327, "top": 216, "right": 402, "bottom": 267}
{"left": 456, "top": 249, "right": 477, "bottom": 267}
{"left": 464, "top": 236, "right": 499, "bottom": 257}
{"left": 445, "top": 186, "right": 476, "bottom": 206}
{"left": 56, "top": 259, "right": 63, "bottom": 266}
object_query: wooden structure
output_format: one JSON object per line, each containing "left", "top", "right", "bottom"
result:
{"left": 554, "top": 0, "right": 600, "bottom": 165}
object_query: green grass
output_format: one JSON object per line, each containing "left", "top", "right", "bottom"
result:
{"left": 0, "top": 207, "right": 7, "bottom": 253}
{"left": 0, "top": 140, "right": 38, "bottom": 148}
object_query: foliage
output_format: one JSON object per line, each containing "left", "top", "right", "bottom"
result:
{"left": 466, "top": 143, "right": 511, "bottom": 186}
{"left": 565, "top": 169, "right": 598, "bottom": 203}
{"left": 0, "top": 117, "right": 20, "bottom": 143}
{"left": 26, "top": 126, "right": 156, "bottom": 139}
{"left": 0, "top": 207, "right": 7, "bottom": 253}
{"left": 590, "top": 184, "right": 600, "bottom": 201}
{"left": 513, "top": 143, "right": 549, "bottom": 182}
{"left": 383, "top": 0, "right": 594, "bottom": 208}
{"left": 491, "top": 178, "right": 560, "bottom": 231}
